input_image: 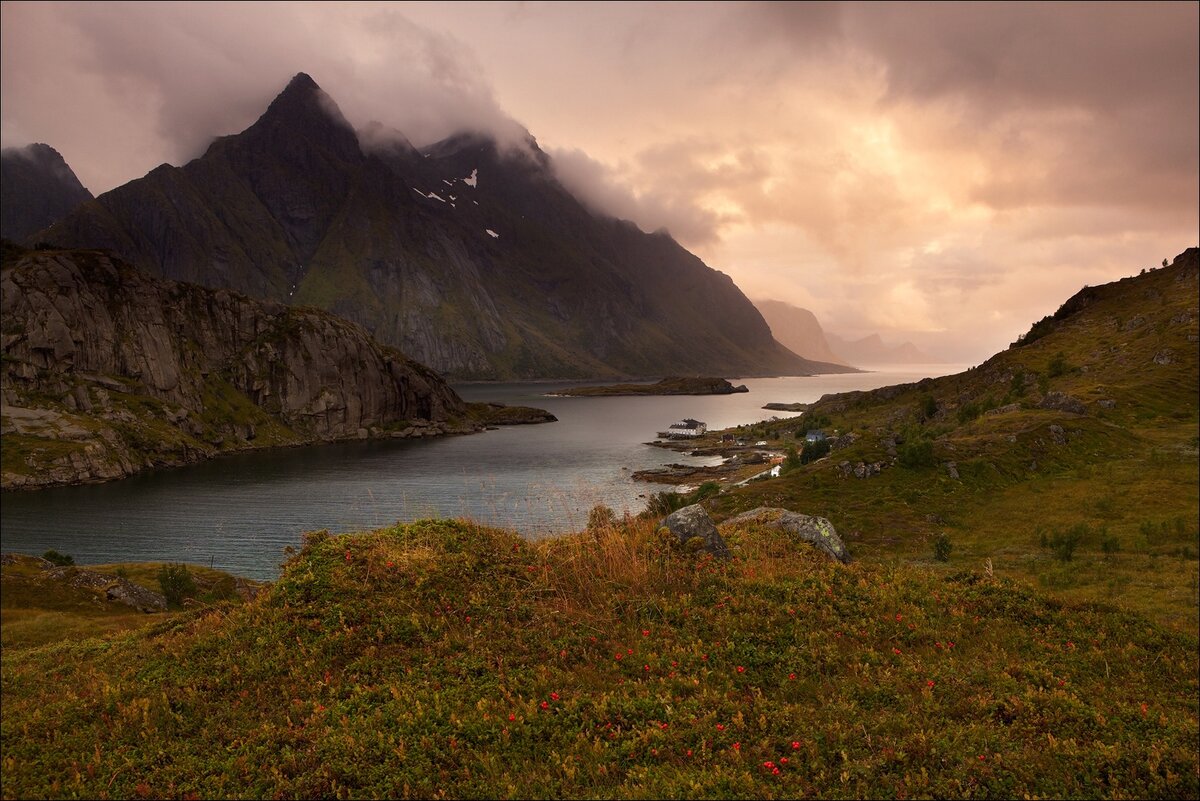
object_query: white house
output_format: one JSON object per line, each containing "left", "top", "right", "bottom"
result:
{"left": 657, "top": 418, "right": 707, "bottom": 439}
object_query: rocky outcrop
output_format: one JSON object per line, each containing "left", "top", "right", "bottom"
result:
{"left": 45, "top": 565, "right": 168, "bottom": 613}
{"left": 722, "top": 507, "right": 851, "bottom": 563}
{"left": 659, "top": 504, "right": 731, "bottom": 559}
{"left": 1, "top": 245, "right": 478, "bottom": 489}
{"left": 1038, "top": 392, "right": 1086, "bottom": 415}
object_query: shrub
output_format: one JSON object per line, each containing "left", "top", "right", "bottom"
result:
{"left": 800, "top": 439, "right": 831, "bottom": 465}
{"left": 932, "top": 533, "right": 952, "bottom": 562}
{"left": 587, "top": 504, "right": 617, "bottom": 532}
{"left": 1045, "top": 524, "right": 1087, "bottom": 562}
{"left": 781, "top": 446, "right": 803, "bottom": 474}
{"left": 1101, "top": 535, "right": 1121, "bottom": 554}
{"left": 692, "top": 481, "right": 721, "bottom": 502}
{"left": 157, "top": 563, "right": 198, "bottom": 607}
{"left": 1047, "top": 351, "right": 1070, "bottom": 378}
{"left": 919, "top": 394, "right": 938, "bottom": 422}
{"left": 898, "top": 439, "right": 935, "bottom": 469}
{"left": 42, "top": 549, "right": 74, "bottom": 567}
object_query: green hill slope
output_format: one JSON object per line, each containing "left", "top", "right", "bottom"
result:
{"left": 708, "top": 248, "right": 1199, "bottom": 629}
{"left": 2, "top": 517, "right": 1196, "bottom": 799}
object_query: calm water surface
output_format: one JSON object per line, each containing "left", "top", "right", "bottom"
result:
{"left": 0, "top": 366, "right": 965, "bottom": 579}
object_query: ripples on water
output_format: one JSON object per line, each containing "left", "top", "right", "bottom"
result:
{"left": 0, "top": 367, "right": 965, "bottom": 579}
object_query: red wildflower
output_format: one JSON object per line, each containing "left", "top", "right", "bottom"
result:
{"left": 733, "top": 742, "right": 741, "bottom": 751}
{"left": 642, "top": 629, "right": 650, "bottom": 637}
{"left": 927, "top": 680, "right": 935, "bottom": 688}
{"left": 716, "top": 724, "right": 725, "bottom": 731}
{"left": 736, "top": 666, "right": 745, "bottom": 674}
{"left": 789, "top": 673, "right": 796, "bottom": 680}
{"left": 345, "top": 551, "right": 351, "bottom": 562}
{"left": 772, "top": 767, "right": 781, "bottom": 775}
{"left": 791, "top": 741, "right": 800, "bottom": 750}
{"left": 780, "top": 757, "right": 789, "bottom": 764}
{"left": 540, "top": 701, "right": 549, "bottom": 710}
{"left": 550, "top": 692, "right": 560, "bottom": 701}
{"left": 508, "top": 714, "right": 516, "bottom": 721}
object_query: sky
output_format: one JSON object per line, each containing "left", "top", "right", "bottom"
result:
{"left": 2, "top": 1, "right": 1197, "bottom": 363}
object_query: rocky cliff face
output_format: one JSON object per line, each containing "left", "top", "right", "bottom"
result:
{"left": 1, "top": 144, "right": 93, "bottom": 241}
{"left": 36, "top": 73, "right": 833, "bottom": 380}
{"left": 1, "top": 244, "right": 469, "bottom": 489}
{"left": 753, "top": 300, "right": 849, "bottom": 367}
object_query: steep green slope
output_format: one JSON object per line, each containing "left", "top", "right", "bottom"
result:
{"left": 1, "top": 517, "right": 1195, "bottom": 799}
{"left": 705, "top": 248, "right": 1199, "bottom": 629}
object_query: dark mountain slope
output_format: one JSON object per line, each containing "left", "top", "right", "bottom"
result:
{"left": 36, "top": 73, "right": 844, "bottom": 380}
{"left": 0, "top": 144, "right": 93, "bottom": 241}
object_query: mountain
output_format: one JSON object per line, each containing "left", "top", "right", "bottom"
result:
{"left": 0, "top": 243, "right": 476, "bottom": 489}
{"left": 753, "top": 299, "right": 849, "bottom": 366}
{"left": 0, "top": 143, "right": 93, "bottom": 241}
{"left": 825, "top": 331, "right": 932, "bottom": 365}
{"left": 34, "top": 73, "right": 842, "bottom": 380}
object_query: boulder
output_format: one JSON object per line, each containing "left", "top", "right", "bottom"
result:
{"left": 1038, "top": 392, "right": 1086, "bottom": 415}
{"left": 105, "top": 577, "right": 167, "bottom": 613}
{"left": 659, "top": 504, "right": 730, "bottom": 559}
{"left": 722, "top": 506, "right": 851, "bottom": 563}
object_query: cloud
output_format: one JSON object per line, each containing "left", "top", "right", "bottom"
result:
{"left": 1, "top": 1, "right": 1195, "bottom": 366}
{"left": 0, "top": 1, "right": 527, "bottom": 192}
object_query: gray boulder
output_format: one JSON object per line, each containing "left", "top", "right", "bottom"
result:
{"left": 1038, "top": 392, "right": 1086, "bottom": 415}
{"left": 105, "top": 577, "right": 168, "bottom": 613}
{"left": 659, "top": 504, "right": 730, "bottom": 559}
{"left": 722, "top": 507, "right": 851, "bottom": 563}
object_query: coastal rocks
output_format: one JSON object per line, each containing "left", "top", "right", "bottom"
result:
{"left": 1, "top": 247, "right": 512, "bottom": 489}
{"left": 1153, "top": 349, "right": 1175, "bottom": 365}
{"left": 1038, "top": 392, "right": 1086, "bottom": 415}
{"left": 722, "top": 507, "right": 851, "bottom": 564}
{"left": 659, "top": 504, "right": 731, "bottom": 559}
{"left": 945, "top": 461, "right": 960, "bottom": 480}
{"left": 1048, "top": 424, "right": 1067, "bottom": 445}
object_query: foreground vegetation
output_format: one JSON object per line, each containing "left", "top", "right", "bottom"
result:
{"left": 2, "top": 252, "right": 1196, "bottom": 798}
{"left": 3, "top": 515, "right": 1197, "bottom": 799}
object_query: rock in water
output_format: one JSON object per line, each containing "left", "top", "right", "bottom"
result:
{"left": 659, "top": 504, "right": 731, "bottom": 559}
{"left": 722, "top": 507, "right": 852, "bottom": 563}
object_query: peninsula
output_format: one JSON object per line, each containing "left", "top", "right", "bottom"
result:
{"left": 557, "top": 376, "right": 749, "bottom": 396}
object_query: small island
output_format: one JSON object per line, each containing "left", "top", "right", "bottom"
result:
{"left": 557, "top": 376, "right": 749, "bottom": 397}
{"left": 762, "top": 402, "right": 809, "bottom": 412}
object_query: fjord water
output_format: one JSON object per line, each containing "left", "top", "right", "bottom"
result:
{"left": 0, "top": 367, "right": 963, "bottom": 579}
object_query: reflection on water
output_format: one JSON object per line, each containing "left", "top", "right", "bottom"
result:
{"left": 0, "top": 366, "right": 966, "bottom": 579}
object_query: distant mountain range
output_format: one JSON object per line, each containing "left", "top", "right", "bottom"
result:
{"left": 1, "top": 144, "right": 93, "bottom": 241}
{"left": 26, "top": 73, "right": 849, "bottom": 381}
{"left": 753, "top": 299, "right": 933, "bottom": 366}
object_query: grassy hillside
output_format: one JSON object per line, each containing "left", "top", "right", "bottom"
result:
{"left": 701, "top": 250, "right": 1200, "bottom": 631}
{"left": 2, "top": 251, "right": 1196, "bottom": 799}
{"left": 2, "top": 517, "right": 1196, "bottom": 799}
